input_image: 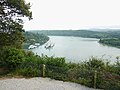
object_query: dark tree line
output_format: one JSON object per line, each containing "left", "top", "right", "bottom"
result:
{"left": 31, "top": 30, "right": 120, "bottom": 39}
{"left": 99, "top": 38, "right": 120, "bottom": 48}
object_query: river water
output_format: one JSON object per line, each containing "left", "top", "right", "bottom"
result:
{"left": 31, "top": 36, "right": 120, "bottom": 63}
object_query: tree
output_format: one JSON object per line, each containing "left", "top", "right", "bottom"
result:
{"left": 0, "top": 0, "right": 32, "bottom": 48}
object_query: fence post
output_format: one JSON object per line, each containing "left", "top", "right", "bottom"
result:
{"left": 94, "top": 70, "right": 97, "bottom": 89}
{"left": 42, "top": 64, "right": 46, "bottom": 77}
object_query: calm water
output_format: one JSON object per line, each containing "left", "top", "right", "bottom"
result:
{"left": 31, "top": 36, "right": 120, "bottom": 63}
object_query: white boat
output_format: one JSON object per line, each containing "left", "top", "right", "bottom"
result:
{"left": 35, "top": 43, "right": 40, "bottom": 46}
{"left": 28, "top": 45, "right": 37, "bottom": 49}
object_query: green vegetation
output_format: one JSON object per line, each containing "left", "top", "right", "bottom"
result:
{"left": 0, "top": 0, "right": 32, "bottom": 74}
{"left": 22, "top": 32, "right": 49, "bottom": 49}
{"left": 30, "top": 30, "right": 120, "bottom": 39}
{"left": 99, "top": 38, "right": 120, "bottom": 48}
{"left": 0, "top": 47, "right": 25, "bottom": 70}
{"left": 0, "top": 51, "right": 120, "bottom": 90}
{"left": 0, "top": 1, "right": 120, "bottom": 90}
{"left": 0, "top": 0, "right": 32, "bottom": 48}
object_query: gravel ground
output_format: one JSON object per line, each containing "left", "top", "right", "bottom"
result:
{"left": 0, "top": 77, "right": 99, "bottom": 90}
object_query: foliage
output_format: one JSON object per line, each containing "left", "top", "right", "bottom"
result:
{"left": 12, "top": 53, "right": 67, "bottom": 78}
{"left": 22, "top": 32, "right": 49, "bottom": 49}
{"left": 83, "top": 57, "right": 105, "bottom": 71}
{"left": 30, "top": 30, "right": 120, "bottom": 39}
{"left": 0, "top": 0, "right": 32, "bottom": 48}
{"left": 43, "top": 56, "right": 68, "bottom": 80}
{"left": 0, "top": 47, "right": 25, "bottom": 70}
{"left": 14, "top": 52, "right": 42, "bottom": 77}
{"left": 15, "top": 67, "right": 41, "bottom": 77}
{"left": 99, "top": 38, "right": 120, "bottom": 48}
{"left": 1, "top": 51, "right": 120, "bottom": 89}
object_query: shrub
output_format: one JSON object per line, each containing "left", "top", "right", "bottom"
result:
{"left": 15, "top": 67, "right": 41, "bottom": 77}
{"left": 84, "top": 57, "right": 105, "bottom": 71}
{"left": 0, "top": 47, "right": 25, "bottom": 70}
{"left": 2, "top": 52, "right": 120, "bottom": 90}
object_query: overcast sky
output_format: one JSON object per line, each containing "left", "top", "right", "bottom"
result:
{"left": 24, "top": 0, "right": 120, "bottom": 30}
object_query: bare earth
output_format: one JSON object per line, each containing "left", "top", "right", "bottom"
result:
{"left": 0, "top": 77, "right": 99, "bottom": 90}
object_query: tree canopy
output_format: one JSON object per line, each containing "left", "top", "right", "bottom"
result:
{"left": 0, "top": 0, "right": 32, "bottom": 48}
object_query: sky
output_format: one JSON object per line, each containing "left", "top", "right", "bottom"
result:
{"left": 24, "top": 0, "right": 120, "bottom": 30}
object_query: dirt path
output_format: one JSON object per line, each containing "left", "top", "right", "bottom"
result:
{"left": 0, "top": 77, "right": 99, "bottom": 90}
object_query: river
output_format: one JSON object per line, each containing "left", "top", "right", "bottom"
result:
{"left": 31, "top": 36, "right": 120, "bottom": 63}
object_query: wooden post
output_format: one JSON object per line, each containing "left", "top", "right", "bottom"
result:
{"left": 94, "top": 70, "right": 97, "bottom": 89}
{"left": 42, "top": 64, "right": 45, "bottom": 77}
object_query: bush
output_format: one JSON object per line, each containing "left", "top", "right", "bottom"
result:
{"left": 14, "top": 68, "right": 41, "bottom": 77}
{"left": 84, "top": 57, "right": 105, "bottom": 71}
{"left": 14, "top": 51, "right": 42, "bottom": 77}
{"left": 0, "top": 47, "right": 25, "bottom": 70}
{"left": 2, "top": 51, "right": 120, "bottom": 90}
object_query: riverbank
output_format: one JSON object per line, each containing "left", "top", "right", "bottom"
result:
{"left": 99, "top": 38, "right": 120, "bottom": 48}
{"left": 22, "top": 32, "right": 49, "bottom": 49}
{"left": 0, "top": 77, "right": 99, "bottom": 90}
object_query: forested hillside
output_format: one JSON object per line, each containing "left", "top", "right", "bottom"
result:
{"left": 99, "top": 38, "right": 120, "bottom": 48}
{"left": 30, "top": 30, "right": 120, "bottom": 39}
{"left": 22, "top": 32, "right": 49, "bottom": 49}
